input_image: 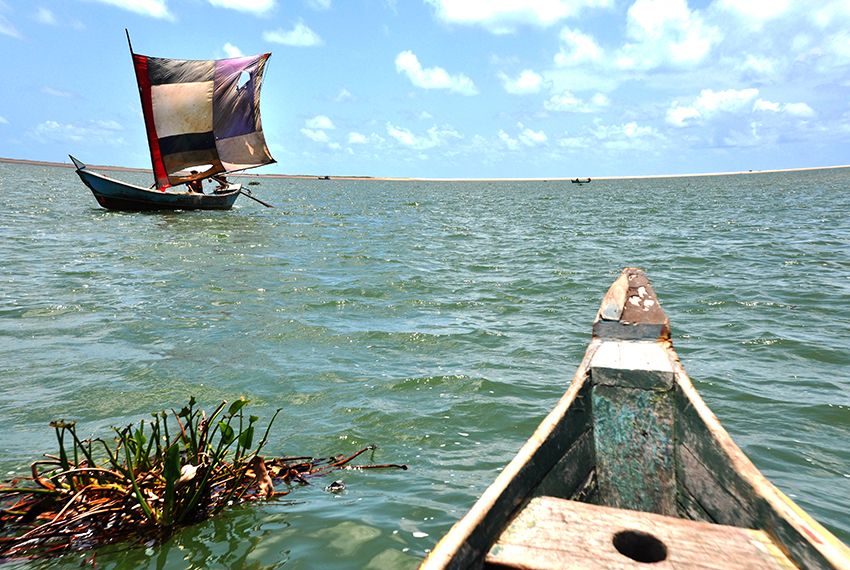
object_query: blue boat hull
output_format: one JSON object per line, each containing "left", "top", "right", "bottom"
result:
{"left": 71, "top": 157, "right": 240, "bottom": 211}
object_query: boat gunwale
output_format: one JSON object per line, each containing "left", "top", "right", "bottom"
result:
{"left": 76, "top": 167, "right": 241, "bottom": 199}
{"left": 671, "top": 356, "right": 850, "bottom": 570}
{"left": 420, "top": 338, "right": 603, "bottom": 568}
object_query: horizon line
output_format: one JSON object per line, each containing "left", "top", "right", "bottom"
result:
{"left": 2, "top": 156, "right": 848, "bottom": 182}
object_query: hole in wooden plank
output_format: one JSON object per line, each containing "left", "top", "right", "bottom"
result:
{"left": 612, "top": 530, "right": 667, "bottom": 563}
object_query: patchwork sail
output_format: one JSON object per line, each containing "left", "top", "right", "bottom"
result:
{"left": 131, "top": 53, "right": 275, "bottom": 189}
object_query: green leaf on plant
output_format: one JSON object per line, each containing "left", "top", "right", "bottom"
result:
{"left": 218, "top": 421, "right": 235, "bottom": 445}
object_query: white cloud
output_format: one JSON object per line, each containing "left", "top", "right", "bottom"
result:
{"left": 90, "top": 0, "right": 172, "bottom": 19}
{"left": 35, "top": 7, "right": 56, "bottom": 25}
{"left": 740, "top": 54, "right": 777, "bottom": 76}
{"left": 301, "top": 128, "right": 329, "bottom": 143}
{"left": 752, "top": 99, "right": 814, "bottom": 117}
{"left": 616, "top": 0, "right": 721, "bottom": 70}
{"left": 425, "top": 0, "right": 613, "bottom": 34}
{"left": 715, "top": 0, "right": 790, "bottom": 24}
{"left": 223, "top": 42, "right": 244, "bottom": 58}
{"left": 263, "top": 21, "right": 323, "bottom": 47}
{"left": 544, "top": 90, "right": 580, "bottom": 111}
{"left": 498, "top": 130, "right": 519, "bottom": 150}
{"left": 42, "top": 86, "right": 72, "bottom": 97}
{"left": 386, "top": 124, "right": 415, "bottom": 147}
{"left": 666, "top": 88, "right": 814, "bottom": 135}
{"left": 753, "top": 98, "right": 780, "bottom": 112}
{"left": 666, "top": 88, "right": 759, "bottom": 127}
{"left": 621, "top": 122, "right": 655, "bottom": 138}
{"left": 498, "top": 69, "right": 543, "bottom": 94}
{"left": 811, "top": 2, "right": 850, "bottom": 29}
{"left": 556, "top": 135, "right": 584, "bottom": 148}
{"left": 31, "top": 119, "right": 124, "bottom": 143}
{"left": 0, "top": 116, "right": 8, "bottom": 124}
{"left": 783, "top": 102, "right": 815, "bottom": 117}
{"left": 507, "top": 122, "right": 548, "bottom": 146}
{"left": 386, "top": 122, "right": 461, "bottom": 150}
{"left": 395, "top": 50, "right": 478, "bottom": 95}
{"left": 666, "top": 105, "right": 701, "bottom": 127}
{"left": 0, "top": 14, "right": 21, "bottom": 38}
{"left": 334, "top": 88, "right": 353, "bottom": 102}
{"left": 590, "top": 121, "right": 662, "bottom": 150}
{"left": 694, "top": 88, "right": 759, "bottom": 113}
{"left": 544, "top": 90, "right": 608, "bottom": 112}
{"left": 344, "top": 131, "right": 385, "bottom": 151}
{"left": 305, "top": 115, "right": 335, "bottom": 129}
{"left": 307, "top": 0, "right": 331, "bottom": 9}
{"left": 208, "top": 0, "right": 275, "bottom": 14}
{"left": 301, "top": 116, "right": 335, "bottom": 144}
{"left": 590, "top": 92, "right": 609, "bottom": 107}
{"left": 519, "top": 126, "right": 547, "bottom": 146}
{"left": 822, "top": 30, "right": 850, "bottom": 65}
{"left": 721, "top": 122, "right": 761, "bottom": 147}
{"left": 554, "top": 27, "right": 603, "bottom": 66}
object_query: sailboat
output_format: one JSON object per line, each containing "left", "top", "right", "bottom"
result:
{"left": 71, "top": 32, "right": 275, "bottom": 211}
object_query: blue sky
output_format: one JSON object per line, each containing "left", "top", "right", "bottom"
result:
{"left": 0, "top": 0, "right": 848, "bottom": 178}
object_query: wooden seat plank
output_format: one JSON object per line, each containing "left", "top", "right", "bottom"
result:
{"left": 486, "top": 496, "right": 796, "bottom": 569}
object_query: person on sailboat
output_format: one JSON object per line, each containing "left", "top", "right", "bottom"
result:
{"left": 187, "top": 171, "right": 203, "bottom": 193}
{"left": 211, "top": 174, "right": 229, "bottom": 192}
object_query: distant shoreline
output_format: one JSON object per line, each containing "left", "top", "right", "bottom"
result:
{"left": 2, "top": 156, "right": 848, "bottom": 182}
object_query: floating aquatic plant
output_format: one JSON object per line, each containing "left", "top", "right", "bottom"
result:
{"left": 0, "top": 398, "right": 406, "bottom": 560}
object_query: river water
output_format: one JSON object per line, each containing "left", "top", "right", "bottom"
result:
{"left": 1, "top": 162, "right": 848, "bottom": 568}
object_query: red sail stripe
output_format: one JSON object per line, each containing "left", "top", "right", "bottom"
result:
{"left": 132, "top": 54, "right": 169, "bottom": 191}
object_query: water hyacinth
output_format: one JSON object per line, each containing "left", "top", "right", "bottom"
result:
{"left": 0, "top": 398, "right": 406, "bottom": 560}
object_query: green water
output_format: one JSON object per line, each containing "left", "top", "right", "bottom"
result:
{"left": 1, "top": 162, "right": 848, "bottom": 568}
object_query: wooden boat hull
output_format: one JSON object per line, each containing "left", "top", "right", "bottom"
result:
{"left": 70, "top": 156, "right": 240, "bottom": 211}
{"left": 421, "top": 269, "right": 850, "bottom": 569}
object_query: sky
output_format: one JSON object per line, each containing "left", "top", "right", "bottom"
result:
{"left": 0, "top": 0, "right": 848, "bottom": 179}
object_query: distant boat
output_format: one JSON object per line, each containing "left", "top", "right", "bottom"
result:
{"left": 421, "top": 268, "right": 850, "bottom": 570}
{"left": 571, "top": 177, "right": 591, "bottom": 184}
{"left": 71, "top": 31, "right": 275, "bottom": 211}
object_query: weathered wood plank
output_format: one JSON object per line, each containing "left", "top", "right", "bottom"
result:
{"left": 570, "top": 469, "right": 597, "bottom": 503}
{"left": 593, "top": 384, "right": 676, "bottom": 515}
{"left": 676, "top": 485, "right": 717, "bottom": 523}
{"left": 592, "top": 269, "right": 671, "bottom": 341}
{"left": 591, "top": 340, "right": 674, "bottom": 390}
{"left": 590, "top": 340, "right": 676, "bottom": 515}
{"left": 597, "top": 270, "right": 630, "bottom": 322}
{"left": 486, "top": 496, "right": 796, "bottom": 569}
{"left": 676, "top": 440, "right": 757, "bottom": 528}
{"left": 531, "top": 427, "right": 594, "bottom": 500}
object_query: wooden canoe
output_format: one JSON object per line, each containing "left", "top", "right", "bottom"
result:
{"left": 421, "top": 268, "right": 850, "bottom": 569}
